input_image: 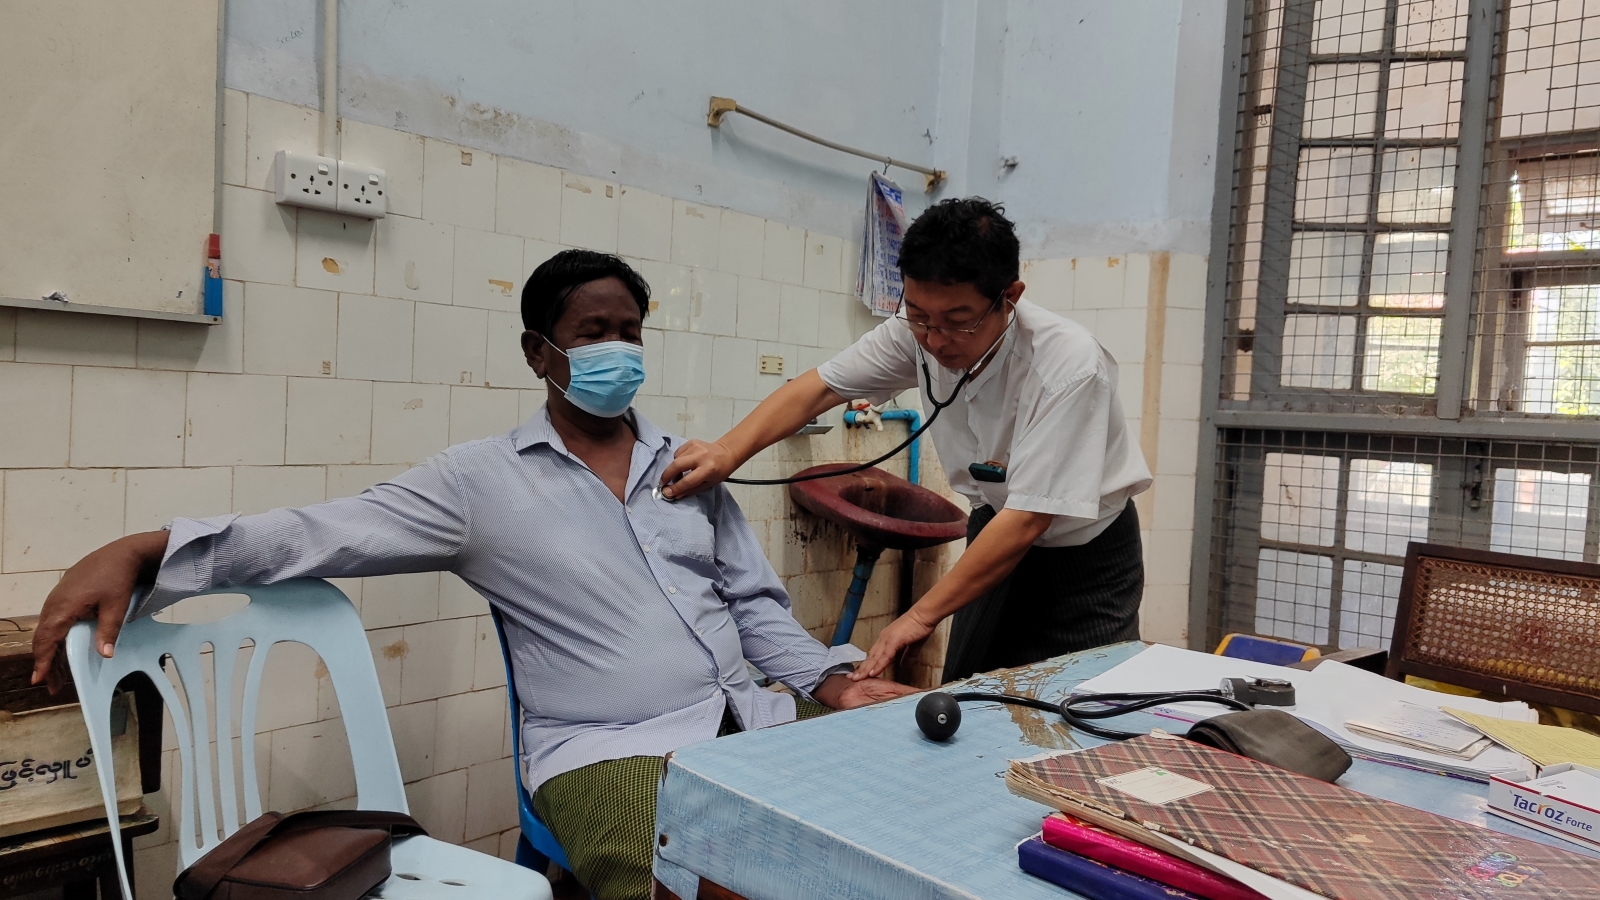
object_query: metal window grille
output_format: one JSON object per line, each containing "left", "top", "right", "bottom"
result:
{"left": 1194, "top": 0, "right": 1600, "bottom": 652}
{"left": 1205, "top": 430, "right": 1600, "bottom": 650}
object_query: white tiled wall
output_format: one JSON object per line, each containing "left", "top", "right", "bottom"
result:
{"left": 0, "top": 91, "right": 949, "bottom": 889}
{"left": 1020, "top": 252, "right": 1208, "bottom": 648}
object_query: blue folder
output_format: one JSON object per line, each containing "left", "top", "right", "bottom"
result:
{"left": 1018, "top": 836, "right": 1204, "bottom": 900}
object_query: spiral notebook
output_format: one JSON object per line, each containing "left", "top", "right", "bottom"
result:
{"left": 1007, "top": 735, "right": 1600, "bottom": 900}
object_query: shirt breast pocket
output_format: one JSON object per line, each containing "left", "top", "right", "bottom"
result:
{"left": 654, "top": 504, "right": 718, "bottom": 567}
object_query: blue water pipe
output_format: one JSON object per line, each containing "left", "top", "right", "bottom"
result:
{"left": 842, "top": 408, "right": 921, "bottom": 485}
{"left": 830, "top": 546, "right": 882, "bottom": 646}
{"left": 830, "top": 407, "right": 923, "bottom": 646}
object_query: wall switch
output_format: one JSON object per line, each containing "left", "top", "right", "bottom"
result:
{"left": 336, "top": 160, "right": 388, "bottom": 219}
{"left": 274, "top": 150, "right": 338, "bottom": 210}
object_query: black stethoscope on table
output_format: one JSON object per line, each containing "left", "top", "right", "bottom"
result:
{"left": 914, "top": 677, "right": 1298, "bottom": 742}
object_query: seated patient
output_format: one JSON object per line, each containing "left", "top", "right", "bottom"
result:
{"left": 31, "top": 249, "right": 917, "bottom": 900}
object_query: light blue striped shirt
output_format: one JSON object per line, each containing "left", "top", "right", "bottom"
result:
{"left": 140, "top": 408, "right": 863, "bottom": 792}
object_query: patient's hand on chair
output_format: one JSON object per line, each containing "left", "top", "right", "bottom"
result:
{"left": 812, "top": 673, "right": 918, "bottom": 710}
{"left": 31, "top": 531, "right": 170, "bottom": 694}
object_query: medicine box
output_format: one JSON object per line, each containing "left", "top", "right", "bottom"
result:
{"left": 1488, "top": 763, "right": 1600, "bottom": 851}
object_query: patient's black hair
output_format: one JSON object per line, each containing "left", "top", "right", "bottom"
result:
{"left": 520, "top": 249, "right": 651, "bottom": 336}
{"left": 898, "top": 197, "right": 1020, "bottom": 301}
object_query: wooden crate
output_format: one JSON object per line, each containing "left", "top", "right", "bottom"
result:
{"left": 0, "top": 616, "right": 154, "bottom": 840}
{"left": 0, "top": 616, "right": 76, "bottom": 713}
{"left": 0, "top": 693, "right": 142, "bottom": 839}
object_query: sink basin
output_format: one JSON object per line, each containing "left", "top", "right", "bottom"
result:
{"left": 788, "top": 464, "right": 968, "bottom": 551}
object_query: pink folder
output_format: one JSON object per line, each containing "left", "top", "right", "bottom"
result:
{"left": 1041, "top": 814, "right": 1269, "bottom": 900}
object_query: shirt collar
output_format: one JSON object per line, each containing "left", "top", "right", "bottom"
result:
{"left": 511, "top": 404, "right": 675, "bottom": 456}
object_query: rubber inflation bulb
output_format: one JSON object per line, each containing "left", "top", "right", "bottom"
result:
{"left": 916, "top": 691, "right": 962, "bottom": 741}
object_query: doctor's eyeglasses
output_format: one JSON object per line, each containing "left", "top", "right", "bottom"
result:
{"left": 895, "top": 296, "right": 1006, "bottom": 338}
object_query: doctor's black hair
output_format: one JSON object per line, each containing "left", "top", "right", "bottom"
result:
{"left": 898, "top": 197, "right": 1020, "bottom": 301}
{"left": 521, "top": 249, "right": 651, "bottom": 336}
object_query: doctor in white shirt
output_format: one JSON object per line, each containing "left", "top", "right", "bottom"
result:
{"left": 662, "top": 198, "right": 1152, "bottom": 683}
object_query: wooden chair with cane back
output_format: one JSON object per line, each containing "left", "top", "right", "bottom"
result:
{"left": 1388, "top": 542, "right": 1600, "bottom": 717}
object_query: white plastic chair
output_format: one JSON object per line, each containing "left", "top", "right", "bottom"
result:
{"left": 66, "top": 579, "right": 551, "bottom": 900}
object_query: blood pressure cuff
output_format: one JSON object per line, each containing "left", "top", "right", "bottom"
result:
{"left": 1185, "top": 709, "right": 1352, "bottom": 783}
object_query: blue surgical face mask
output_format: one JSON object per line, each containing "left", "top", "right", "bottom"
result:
{"left": 544, "top": 337, "right": 646, "bottom": 418}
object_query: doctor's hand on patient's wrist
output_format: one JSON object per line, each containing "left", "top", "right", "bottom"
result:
{"left": 850, "top": 609, "right": 938, "bottom": 681}
{"left": 660, "top": 439, "right": 738, "bottom": 499}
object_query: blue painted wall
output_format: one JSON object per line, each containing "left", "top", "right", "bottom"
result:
{"left": 224, "top": 0, "right": 1224, "bottom": 256}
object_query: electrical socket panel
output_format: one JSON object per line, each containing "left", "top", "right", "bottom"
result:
{"left": 274, "top": 150, "right": 338, "bottom": 211}
{"left": 273, "top": 151, "right": 387, "bottom": 219}
{"left": 335, "top": 161, "right": 387, "bottom": 218}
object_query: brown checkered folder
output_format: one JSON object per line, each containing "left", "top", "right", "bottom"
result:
{"left": 1007, "top": 735, "right": 1600, "bottom": 899}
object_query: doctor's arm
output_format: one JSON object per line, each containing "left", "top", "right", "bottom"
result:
{"left": 853, "top": 367, "right": 1125, "bottom": 680}
{"left": 851, "top": 508, "right": 1054, "bottom": 681}
{"left": 660, "top": 369, "right": 844, "bottom": 499}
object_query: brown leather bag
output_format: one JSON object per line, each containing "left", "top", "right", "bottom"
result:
{"left": 172, "top": 810, "right": 427, "bottom": 900}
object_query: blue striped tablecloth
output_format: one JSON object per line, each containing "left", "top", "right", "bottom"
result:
{"left": 654, "top": 641, "right": 1595, "bottom": 899}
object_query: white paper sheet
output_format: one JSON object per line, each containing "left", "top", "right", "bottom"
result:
{"left": 1097, "top": 766, "right": 1214, "bottom": 805}
{"left": 1146, "top": 833, "right": 1326, "bottom": 900}
{"left": 1346, "top": 701, "right": 1490, "bottom": 755}
{"left": 1523, "top": 767, "right": 1600, "bottom": 808}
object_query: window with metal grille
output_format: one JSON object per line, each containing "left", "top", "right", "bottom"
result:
{"left": 1194, "top": 0, "right": 1600, "bottom": 653}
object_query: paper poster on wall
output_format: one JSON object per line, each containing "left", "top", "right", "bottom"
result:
{"left": 0, "top": 0, "right": 220, "bottom": 316}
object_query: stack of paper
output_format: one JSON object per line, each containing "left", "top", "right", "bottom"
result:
{"left": 1445, "top": 709, "right": 1600, "bottom": 769}
{"left": 1071, "top": 644, "right": 1538, "bottom": 781}
{"left": 1346, "top": 701, "right": 1494, "bottom": 759}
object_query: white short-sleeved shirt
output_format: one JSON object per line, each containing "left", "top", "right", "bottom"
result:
{"left": 817, "top": 298, "right": 1152, "bottom": 547}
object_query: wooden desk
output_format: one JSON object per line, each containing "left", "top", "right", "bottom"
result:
{"left": 653, "top": 641, "right": 1600, "bottom": 900}
{"left": 0, "top": 808, "right": 158, "bottom": 899}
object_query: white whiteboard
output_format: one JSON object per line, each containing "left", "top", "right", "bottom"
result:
{"left": 0, "top": 0, "right": 219, "bottom": 316}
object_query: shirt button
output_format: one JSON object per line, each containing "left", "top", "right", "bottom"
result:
{"left": 641, "top": 545, "right": 650, "bottom": 553}
{"left": 668, "top": 586, "right": 677, "bottom": 594}
{"left": 694, "top": 628, "right": 703, "bottom": 636}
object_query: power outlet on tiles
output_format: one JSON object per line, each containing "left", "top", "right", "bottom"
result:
{"left": 274, "top": 150, "right": 338, "bottom": 211}
{"left": 336, "top": 160, "right": 388, "bottom": 219}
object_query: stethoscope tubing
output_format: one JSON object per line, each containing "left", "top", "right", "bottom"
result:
{"left": 724, "top": 364, "right": 967, "bottom": 486}
{"left": 724, "top": 308, "right": 1012, "bottom": 487}
{"left": 947, "top": 689, "right": 1253, "bottom": 741}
